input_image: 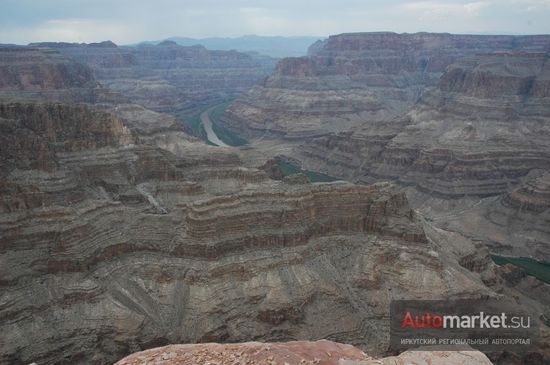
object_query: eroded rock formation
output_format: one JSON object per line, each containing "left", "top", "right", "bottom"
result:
{"left": 289, "top": 51, "right": 550, "bottom": 260}
{"left": 298, "top": 52, "right": 550, "bottom": 195}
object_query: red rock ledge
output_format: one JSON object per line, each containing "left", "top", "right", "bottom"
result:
{"left": 113, "top": 340, "right": 493, "bottom": 365}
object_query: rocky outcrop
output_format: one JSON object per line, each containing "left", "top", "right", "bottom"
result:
{"left": 0, "top": 46, "right": 125, "bottom": 104}
{"left": 222, "top": 32, "right": 550, "bottom": 139}
{"left": 0, "top": 47, "right": 94, "bottom": 90}
{"left": 114, "top": 340, "right": 493, "bottom": 365}
{"left": 431, "top": 169, "right": 550, "bottom": 259}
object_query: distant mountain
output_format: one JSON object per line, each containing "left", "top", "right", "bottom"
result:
{"left": 136, "top": 35, "right": 324, "bottom": 58}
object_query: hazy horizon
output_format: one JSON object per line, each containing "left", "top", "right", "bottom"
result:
{"left": 2, "top": 0, "right": 550, "bottom": 45}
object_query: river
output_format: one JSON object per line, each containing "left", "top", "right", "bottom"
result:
{"left": 200, "top": 107, "right": 229, "bottom": 147}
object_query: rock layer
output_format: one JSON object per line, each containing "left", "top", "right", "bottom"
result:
{"left": 291, "top": 51, "right": 550, "bottom": 260}
{"left": 2, "top": 33, "right": 549, "bottom": 365}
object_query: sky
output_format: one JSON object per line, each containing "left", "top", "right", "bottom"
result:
{"left": 1, "top": 0, "right": 550, "bottom": 45}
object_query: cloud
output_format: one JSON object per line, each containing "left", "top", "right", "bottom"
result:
{"left": 35, "top": 19, "right": 134, "bottom": 43}
{"left": 510, "top": 0, "right": 550, "bottom": 11}
{"left": 1, "top": 0, "right": 549, "bottom": 44}
{"left": 403, "top": 1, "right": 488, "bottom": 18}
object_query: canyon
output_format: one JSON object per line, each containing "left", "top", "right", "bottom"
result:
{"left": 0, "top": 32, "right": 549, "bottom": 365}
{"left": 224, "top": 33, "right": 550, "bottom": 262}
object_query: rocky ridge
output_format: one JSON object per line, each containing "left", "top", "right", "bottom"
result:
{"left": 298, "top": 52, "right": 550, "bottom": 196}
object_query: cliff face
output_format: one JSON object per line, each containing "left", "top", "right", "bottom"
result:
{"left": 0, "top": 47, "right": 95, "bottom": 90}
{"left": 33, "top": 41, "right": 276, "bottom": 117}
{"left": 222, "top": 32, "right": 550, "bottom": 138}
{"left": 0, "top": 98, "right": 496, "bottom": 364}
{"left": 433, "top": 169, "right": 550, "bottom": 259}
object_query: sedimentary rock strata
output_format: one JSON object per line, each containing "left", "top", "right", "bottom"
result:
{"left": 296, "top": 52, "right": 550, "bottom": 197}
{"left": 0, "top": 96, "right": 498, "bottom": 363}
{"left": 0, "top": 102, "right": 134, "bottom": 174}
{"left": 222, "top": 32, "right": 550, "bottom": 139}
{"left": 28, "top": 41, "right": 137, "bottom": 69}
{"left": 432, "top": 170, "right": 550, "bottom": 259}
{"left": 289, "top": 51, "right": 550, "bottom": 260}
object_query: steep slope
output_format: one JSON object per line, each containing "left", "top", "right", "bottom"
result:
{"left": 433, "top": 169, "right": 550, "bottom": 259}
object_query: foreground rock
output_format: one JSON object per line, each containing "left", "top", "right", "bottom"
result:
{"left": 114, "top": 340, "right": 493, "bottom": 365}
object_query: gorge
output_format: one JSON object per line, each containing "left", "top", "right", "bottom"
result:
{"left": 0, "top": 31, "right": 549, "bottom": 365}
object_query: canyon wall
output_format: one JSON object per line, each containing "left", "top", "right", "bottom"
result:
{"left": 31, "top": 40, "right": 276, "bottom": 117}
{"left": 293, "top": 51, "right": 550, "bottom": 259}
{"left": 222, "top": 32, "right": 550, "bottom": 139}
{"left": 1, "top": 34, "right": 549, "bottom": 364}
{"left": 298, "top": 52, "right": 550, "bottom": 195}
